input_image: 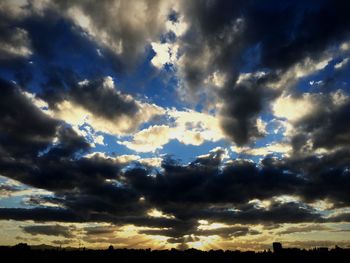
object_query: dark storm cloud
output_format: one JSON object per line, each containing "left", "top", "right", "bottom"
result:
{"left": 0, "top": 77, "right": 150, "bottom": 225}
{"left": 124, "top": 152, "right": 303, "bottom": 206}
{"left": 0, "top": 77, "right": 120, "bottom": 191}
{"left": 291, "top": 97, "right": 350, "bottom": 152}
{"left": 21, "top": 224, "right": 75, "bottom": 238}
{"left": 0, "top": 93, "right": 349, "bottom": 240}
{"left": 275, "top": 148, "right": 350, "bottom": 207}
{"left": 178, "top": 0, "right": 350, "bottom": 145}
{"left": 219, "top": 75, "right": 278, "bottom": 145}
{"left": 38, "top": 67, "right": 141, "bottom": 124}
{"left": 70, "top": 78, "right": 139, "bottom": 120}
{"left": 0, "top": 78, "right": 58, "bottom": 159}
{"left": 0, "top": 147, "right": 349, "bottom": 238}
{"left": 214, "top": 201, "right": 323, "bottom": 225}
{"left": 0, "top": 208, "right": 83, "bottom": 222}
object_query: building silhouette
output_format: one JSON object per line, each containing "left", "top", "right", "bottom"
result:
{"left": 273, "top": 242, "right": 283, "bottom": 253}
{"left": 1, "top": 242, "right": 350, "bottom": 263}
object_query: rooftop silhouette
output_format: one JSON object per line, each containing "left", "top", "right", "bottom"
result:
{"left": 1, "top": 243, "right": 349, "bottom": 263}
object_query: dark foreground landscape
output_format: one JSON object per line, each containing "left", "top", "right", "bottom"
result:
{"left": 1, "top": 243, "right": 349, "bottom": 263}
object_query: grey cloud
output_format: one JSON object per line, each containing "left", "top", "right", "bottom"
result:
{"left": 177, "top": 0, "right": 350, "bottom": 145}
{"left": 276, "top": 225, "right": 333, "bottom": 235}
{"left": 21, "top": 224, "right": 75, "bottom": 238}
{"left": 0, "top": 184, "right": 21, "bottom": 196}
{"left": 2, "top": 132, "right": 349, "bottom": 239}
{"left": 292, "top": 97, "right": 350, "bottom": 152}
{"left": 70, "top": 77, "right": 139, "bottom": 121}
{"left": 51, "top": 0, "right": 171, "bottom": 65}
{"left": 83, "top": 226, "right": 116, "bottom": 235}
{"left": 0, "top": 2, "right": 31, "bottom": 60}
{"left": 196, "top": 226, "right": 260, "bottom": 238}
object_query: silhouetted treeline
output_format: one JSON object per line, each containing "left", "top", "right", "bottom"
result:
{"left": 0, "top": 243, "right": 349, "bottom": 263}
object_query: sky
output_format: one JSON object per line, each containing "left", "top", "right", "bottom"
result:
{"left": 0, "top": 0, "right": 350, "bottom": 251}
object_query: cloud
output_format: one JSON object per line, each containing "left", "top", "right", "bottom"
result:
{"left": 0, "top": 208, "right": 83, "bottom": 222}
{"left": 83, "top": 225, "right": 116, "bottom": 236}
{"left": 150, "top": 13, "right": 187, "bottom": 69}
{"left": 151, "top": 42, "right": 179, "bottom": 69}
{"left": 87, "top": 153, "right": 163, "bottom": 168}
{"left": 0, "top": 83, "right": 349, "bottom": 239}
{"left": 42, "top": 76, "right": 165, "bottom": 136}
{"left": 50, "top": 0, "right": 173, "bottom": 64}
{"left": 335, "top": 57, "right": 350, "bottom": 70}
{"left": 273, "top": 92, "right": 325, "bottom": 122}
{"left": 21, "top": 224, "right": 75, "bottom": 238}
{"left": 0, "top": 27, "right": 32, "bottom": 59}
{"left": 0, "top": 146, "right": 350, "bottom": 238}
{"left": 276, "top": 224, "right": 333, "bottom": 235}
{"left": 70, "top": 77, "right": 138, "bottom": 121}
{"left": 0, "top": 184, "right": 20, "bottom": 196}
{"left": 119, "top": 109, "right": 225, "bottom": 152}
{"left": 0, "top": 78, "right": 59, "bottom": 159}
{"left": 119, "top": 125, "right": 171, "bottom": 152}
{"left": 285, "top": 91, "right": 350, "bottom": 152}
{"left": 1, "top": 1, "right": 350, "bottom": 247}
{"left": 231, "top": 142, "right": 292, "bottom": 156}
{"left": 171, "top": 0, "right": 350, "bottom": 146}
{"left": 0, "top": 1, "right": 32, "bottom": 60}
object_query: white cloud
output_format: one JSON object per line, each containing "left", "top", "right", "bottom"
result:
{"left": 231, "top": 142, "right": 292, "bottom": 156}
{"left": 273, "top": 90, "right": 349, "bottom": 125}
{"left": 50, "top": 98, "right": 164, "bottom": 137}
{"left": 114, "top": 154, "right": 140, "bottom": 164}
{"left": 118, "top": 108, "right": 226, "bottom": 153}
{"left": 204, "top": 71, "right": 227, "bottom": 89}
{"left": 118, "top": 125, "right": 171, "bottom": 152}
{"left": 150, "top": 42, "right": 179, "bottom": 69}
{"left": 147, "top": 208, "right": 175, "bottom": 219}
{"left": 22, "top": 91, "right": 49, "bottom": 109}
{"left": 168, "top": 108, "right": 225, "bottom": 142}
{"left": 256, "top": 118, "right": 267, "bottom": 135}
{"left": 272, "top": 93, "right": 320, "bottom": 122}
{"left": 150, "top": 12, "right": 187, "bottom": 69}
{"left": 196, "top": 147, "right": 230, "bottom": 161}
{"left": 85, "top": 152, "right": 163, "bottom": 167}
{"left": 272, "top": 90, "right": 349, "bottom": 148}
{"left": 268, "top": 55, "right": 332, "bottom": 90}
{"left": 334, "top": 57, "right": 350, "bottom": 70}
{"left": 118, "top": 109, "right": 225, "bottom": 152}
{"left": 114, "top": 154, "right": 163, "bottom": 167}
{"left": 165, "top": 15, "right": 188, "bottom": 37}
{"left": 93, "top": 134, "right": 104, "bottom": 145}
{"left": 309, "top": 80, "right": 323, "bottom": 87}
{"left": 236, "top": 71, "right": 266, "bottom": 85}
